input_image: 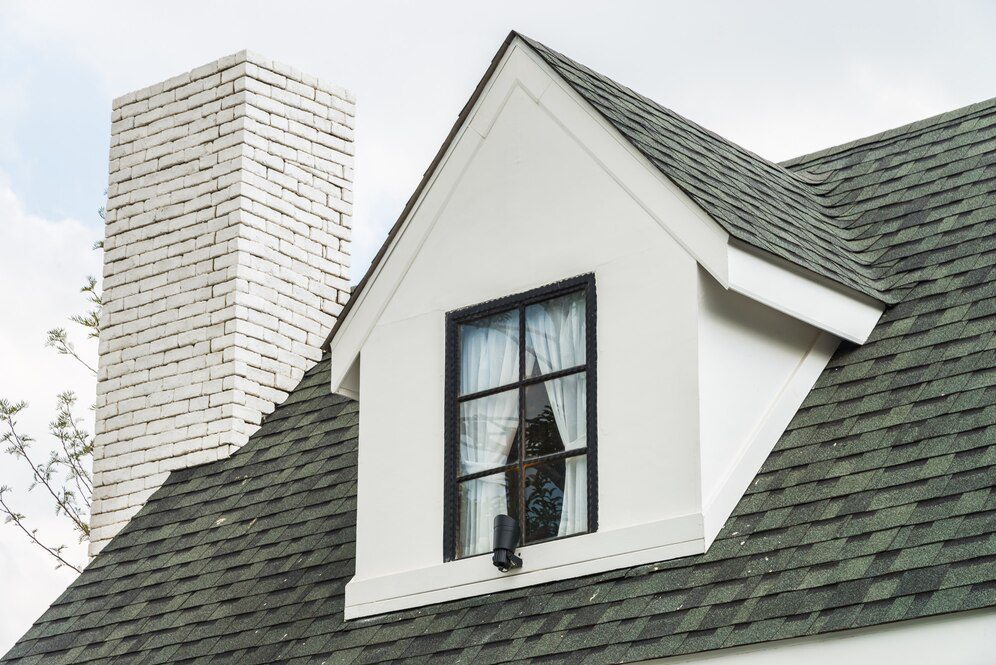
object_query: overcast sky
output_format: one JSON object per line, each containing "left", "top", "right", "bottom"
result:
{"left": 1, "top": 0, "right": 994, "bottom": 653}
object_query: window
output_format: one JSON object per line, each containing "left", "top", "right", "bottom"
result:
{"left": 444, "top": 275, "right": 597, "bottom": 560}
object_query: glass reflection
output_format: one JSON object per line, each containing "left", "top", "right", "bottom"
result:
{"left": 524, "top": 461, "right": 565, "bottom": 543}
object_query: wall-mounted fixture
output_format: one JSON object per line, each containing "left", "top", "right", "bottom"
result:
{"left": 492, "top": 515, "right": 522, "bottom": 572}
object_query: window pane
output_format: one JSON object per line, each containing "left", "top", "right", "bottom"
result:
{"left": 560, "top": 455, "right": 588, "bottom": 536}
{"left": 524, "top": 457, "right": 587, "bottom": 543}
{"left": 458, "top": 469, "right": 518, "bottom": 558}
{"left": 524, "top": 461, "right": 564, "bottom": 543}
{"left": 459, "top": 310, "right": 519, "bottom": 395}
{"left": 525, "top": 290, "right": 585, "bottom": 378}
{"left": 459, "top": 388, "right": 519, "bottom": 475}
{"left": 524, "top": 374, "right": 586, "bottom": 460}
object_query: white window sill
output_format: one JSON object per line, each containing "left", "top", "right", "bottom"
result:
{"left": 344, "top": 513, "right": 704, "bottom": 619}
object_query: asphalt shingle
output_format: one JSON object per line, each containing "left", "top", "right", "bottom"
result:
{"left": 4, "top": 35, "right": 996, "bottom": 664}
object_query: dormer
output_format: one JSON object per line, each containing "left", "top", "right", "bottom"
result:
{"left": 328, "top": 33, "right": 885, "bottom": 618}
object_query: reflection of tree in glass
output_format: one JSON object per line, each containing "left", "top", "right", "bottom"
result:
{"left": 525, "top": 461, "right": 565, "bottom": 542}
{"left": 525, "top": 404, "right": 562, "bottom": 458}
{"left": 503, "top": 469, "right": 520, "bottom": 527}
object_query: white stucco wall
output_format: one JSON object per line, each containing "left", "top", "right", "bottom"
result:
{"left": 352, "top": 81, "right": 701, "bottom": 602}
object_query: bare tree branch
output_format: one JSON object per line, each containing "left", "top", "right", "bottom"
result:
{"left": 0, "top": 401, "right": 90, "bottom": 537}
{"left": 0, "top": 487, "right": 82, "bottom": 573}
{"left": 49, "top": 392, "right": 93, "bottom": 520}
{"left": 45, "top": 328, "right": 97, "bottom": 375}
{"left": 71, "top": 275, "right": 102, "bottom": 342}
{"left": 2, "top": 207, "right": 102, "bottom": 570}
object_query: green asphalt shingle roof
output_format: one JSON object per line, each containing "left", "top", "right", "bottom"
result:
{"left": 522, "top": 36, "right": 906, "bottom": 304}
{"left": 4, "top": 35, "right": 996, "bottom": 664}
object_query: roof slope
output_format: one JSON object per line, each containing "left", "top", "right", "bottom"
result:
{"left": 6, "top": 41, "right": 996, "bottom": 665}
{"left": 521, "top": 36, "right": 904, "bottom": 303}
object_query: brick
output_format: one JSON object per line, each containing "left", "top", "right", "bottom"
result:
{"left": 91, "top": 49, "right": 353, "bottom": 557}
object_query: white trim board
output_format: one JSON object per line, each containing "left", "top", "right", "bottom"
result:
{"left": 345, "top": 514, "right": 704, "bottom": 619}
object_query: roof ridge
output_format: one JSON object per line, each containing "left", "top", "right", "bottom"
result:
{"left": 780, "top": 95, "right": 996, "bottom": 170}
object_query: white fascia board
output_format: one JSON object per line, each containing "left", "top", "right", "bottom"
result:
{"left": 329, "top": 34, "right": 883, "bottom": 394}
{"left": 523, "top": 37, "right": 885, "bottom": 345}
{"left": 328, "top": 100, "right": 495, "bottom": 392}
{"left": 639, "top": 608, "right": 996, "bottom": 664}
{"left": 727, "top": 242, "right": 885, "bottom": 344}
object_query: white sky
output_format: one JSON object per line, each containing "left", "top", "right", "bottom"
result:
{"left": 0, "top": 0, "right": 994, "bottom": 654}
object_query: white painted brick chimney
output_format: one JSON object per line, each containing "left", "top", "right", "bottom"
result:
{"left": 91, "top": 51, "right": 354, "bottom": 555}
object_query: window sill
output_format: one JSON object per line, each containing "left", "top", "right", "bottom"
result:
{"left": 344, "top": 513, "right": 704, "bottom": 619}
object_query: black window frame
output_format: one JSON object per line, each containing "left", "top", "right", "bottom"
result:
{"left": 443, "top": 273, "right": 598, "bottom": 561}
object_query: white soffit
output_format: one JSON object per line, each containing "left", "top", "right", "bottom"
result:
{"left": 727, "top": 242, "right": 884, "bottom": 344}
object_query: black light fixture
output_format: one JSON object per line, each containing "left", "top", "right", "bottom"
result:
{"left": 492, "top": 514, "right": 523, "bottom": 572}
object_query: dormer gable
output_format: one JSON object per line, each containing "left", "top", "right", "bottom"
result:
{"left": 329, "top": 34, "right": 885, "bottom": 618}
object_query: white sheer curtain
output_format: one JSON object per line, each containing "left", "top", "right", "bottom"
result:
{"left": 458, "top": 312, "right": 519, "bottom": 556}
{"left": 525, "top": 293, "right": 588, "bottom": 537}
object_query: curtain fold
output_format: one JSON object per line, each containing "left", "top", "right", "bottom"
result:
{"left": 525, "top": 294, "right": 588, "bottom": 537}
{"left": 458, "top": 313, "right": 519, "bottom": 556}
